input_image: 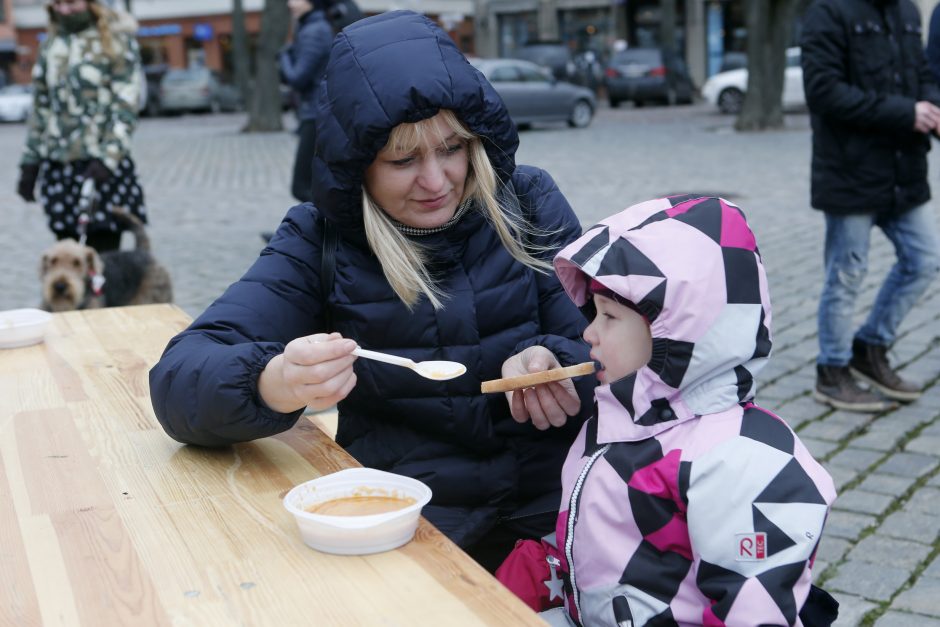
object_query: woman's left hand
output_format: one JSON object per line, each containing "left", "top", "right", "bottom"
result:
{"left": 501, "top": 346, "right": 581, "bottom": 430}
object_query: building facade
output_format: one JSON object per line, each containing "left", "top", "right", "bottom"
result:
{"left": 474, "top": 0, "right": 938, "bottom": 88}
{"left": 10, "top": 0, "right": 474, "bottom": 84}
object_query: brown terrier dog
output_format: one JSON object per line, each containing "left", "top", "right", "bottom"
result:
{"left": 39, "top": 211, "right": 173, "bottom": 312}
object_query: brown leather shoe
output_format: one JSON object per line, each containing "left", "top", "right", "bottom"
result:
{"left": 814, "top": 364, "right": 897, "bottom": 412}
{"left": 849, "top": 339, "right": 923, "bottom": 402}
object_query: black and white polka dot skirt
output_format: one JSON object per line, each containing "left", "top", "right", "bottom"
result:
{"left": 39, "top": 157, "right": 147, "bottom": 239}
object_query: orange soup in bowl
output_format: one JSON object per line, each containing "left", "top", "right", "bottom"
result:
{"left": 306, "top": 495, "right": 417, "bottom": 516}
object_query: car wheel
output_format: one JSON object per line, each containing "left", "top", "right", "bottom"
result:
{"left": 718, "top": 88, "right": 744, "bottom": 115}
{"left": 568, "top": 99, "right": 593, "bottom": 128}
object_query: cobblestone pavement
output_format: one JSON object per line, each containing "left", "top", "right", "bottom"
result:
{"left": 2, "top": 104, "right": 940, "bottom": 625}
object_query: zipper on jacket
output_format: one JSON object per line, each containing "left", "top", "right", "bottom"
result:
{"left": 565, "top": 443, "right": 610, "bottom": 624}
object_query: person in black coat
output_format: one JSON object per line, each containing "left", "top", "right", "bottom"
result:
{"left": 801, "top": 0, "right": 940, "bottom": 412}
{"left": 928, "top": 2, "right": 940, "bottom": 82}
{"left": 150, "top": 11, "right": 595, "bottom": 571}
{"left": 280, "top": 0, "right": 333, "bottom": 202}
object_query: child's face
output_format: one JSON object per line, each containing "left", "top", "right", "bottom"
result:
{"left": 583, "top": 294, "right": 653, "bottom": 384}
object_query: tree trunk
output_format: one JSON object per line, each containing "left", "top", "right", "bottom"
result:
{"left": 244, "top": 0, "right": 289, "bottom": 132}
{"left": 735, "top": 0, "right": 800, "bottom": 131}
{"left": 124, "top": 0, "right": 132, "bottom": 11}
{"left": 231, "top": 0, "right": 251, "bottom": 104}
{"left": 659, "top": 0, "right": 679, "bottom": 104}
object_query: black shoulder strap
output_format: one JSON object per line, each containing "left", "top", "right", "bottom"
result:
{"left": 320, "top": 216, "right": 338, "bottom": 332}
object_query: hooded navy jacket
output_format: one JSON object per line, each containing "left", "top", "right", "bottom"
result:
{"left": 149, "top": 11, "right": 594, "bottom": 547}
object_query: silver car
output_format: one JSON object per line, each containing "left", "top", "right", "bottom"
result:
{"left": 158, "top": 67, "right": 242, "bottom": 114}
{"left": 469, "top": 58, "right": 596, "bottom": 129}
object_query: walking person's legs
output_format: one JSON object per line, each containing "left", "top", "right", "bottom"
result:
{"left": 290, "top": 119, "right": 318, "bottom": 203}
{"left": 815, "top": 212, "right": 895, "bottom": 412}
{"left": 850, "top": 203, "right": 940, "bottom": 400}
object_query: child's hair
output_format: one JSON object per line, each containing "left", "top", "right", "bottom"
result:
{"left": 362, "top": 109, "right": 555, "bottom": 310}
{"left": 45, "top": 1, "right": 116, "bottom": 58}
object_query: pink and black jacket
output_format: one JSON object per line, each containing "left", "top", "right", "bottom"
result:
{"left": 551, "top": 195, "right": 837, "bottom": 626}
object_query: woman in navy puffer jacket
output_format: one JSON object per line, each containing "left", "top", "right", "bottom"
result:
{"left": 149, "top": 11, "right": 594, "bottom": 569}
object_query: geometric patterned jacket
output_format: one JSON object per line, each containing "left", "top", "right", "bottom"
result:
{"left": 21, "top": 11, "right": 141, "bottom": 173}
{"left": 551, "top": 195, "right": 837, "bottom": 626}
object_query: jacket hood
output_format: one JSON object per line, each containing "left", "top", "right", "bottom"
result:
{"left": 554, "top": 195, "right": 773, "bottom": 442}
{"left": 311, "top": 10, "right": 519, "bottom": 240}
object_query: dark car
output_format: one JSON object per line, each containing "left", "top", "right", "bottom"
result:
{"left": 141, "top": 63, "right": 169, "bottom": 116}
{"left": 469, "top": 58, "right": 596, "bottom": 129}
{"left": 508, "top": 42, "right": 580, "bottom": 84}
{"left": 603, "top": 47, "right": 695, "bottom": 108}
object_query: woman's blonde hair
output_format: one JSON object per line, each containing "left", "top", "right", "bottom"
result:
{"left": 45, "top": 1, "right": 115, "bottom": 58}
{"left": 362, "top": 109, "right": 556, "bottom": 310}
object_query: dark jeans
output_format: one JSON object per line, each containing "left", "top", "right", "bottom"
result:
{"left": 464, "top": 511, "right": 557, "bottom": 574}
{"left": 57, "top": 228, "right": 122, "bottom": 253}
{"left": 290, "top": 119, "right": 317, "bottom": 203}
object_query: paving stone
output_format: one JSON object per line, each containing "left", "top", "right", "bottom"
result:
{"left": 801, "top": 418, "right": 865, "bottom": 442}
{"left": 825, "top": 510, "right": 877, "bottom": 540}
{"left": 803, "top": 437, "right": 840, "bottom": 460}
{"left": 856, "top": 474, "right": 917, "bottom": 497}
{"left": 850, "top": 430, "right": 905, "bottom": 452}
{"left": 905, "top": 434, "right": 940, "bottom": 457}
{"left": 878, "top": 510, "right": 939, "bottom": 544}
{"left": 832, "top": 489, "right": 894, "bottom": 516}
{"left": 828, "top": 466, "right": 859, "bottom": 493}
{"left": 875, "top": 611, "right": 940, "bottom": 627}
{"left": 846, "top": 535, "right": 926, "bottom": 570}
{"left": 891, "top": 577, "right": 940, "bottom": 617}
{"left": 816, "top": 535, "right": 852, "bottom": 564}
{"left": 901, "top": 488, "right": 940, "bottom": 517}
{"left": 876, "top": 453, "right": 939, "bottom": 479}
{"left": 829, "top": 593, "right": 877, "bottom": 627}
{"left": 826, "top": 560, "right": 911, "bottom": 601}
{"left": 923, "top": 556, "right": 940, "bottom": 579}
{"left": 827, "top": 448, "right": 885, "bottom": 473}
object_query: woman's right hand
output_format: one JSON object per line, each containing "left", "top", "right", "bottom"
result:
{"left": 257, "top": 332, "right": 358, "bottom": 413}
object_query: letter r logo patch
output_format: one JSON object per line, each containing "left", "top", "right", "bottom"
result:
{"left": 735, "top": 532, "right": 767, "bottom": 561}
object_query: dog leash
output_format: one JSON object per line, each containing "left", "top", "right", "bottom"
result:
{"left": 76, "top": 177, "right": 96, "bottom": 247}
{"left": 76, "top": 177, "right": 106, "bottom": 297}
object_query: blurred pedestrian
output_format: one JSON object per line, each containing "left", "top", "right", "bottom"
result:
{"left": 928, "top": 2, "right": 940, "bottom": 83}
{"left": 280, "top": 0, "right": 333, "bottom": 203}
{"left": 802, "top": 0, "right": 940, "bottom": 411}
{"left": 16, "top": 0, "right": 146, "bottom": 253}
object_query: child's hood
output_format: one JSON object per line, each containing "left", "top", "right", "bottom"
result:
{"left": 554, "top": 195, "right": 773, "bottom": 442}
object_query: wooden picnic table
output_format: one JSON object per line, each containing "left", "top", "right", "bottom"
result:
{"left": 0, "top": 304, "right": 544, "bottom": 626}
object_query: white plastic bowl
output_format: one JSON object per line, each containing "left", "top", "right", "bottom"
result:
{"left": 283, "top": 467, "right": 432, "bottom": 555}
{"left": 0, "top": 308, "right": 53, "bottom": 349}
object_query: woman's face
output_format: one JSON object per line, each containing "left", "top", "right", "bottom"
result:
{"left": 364, "top": 113, "right": 469, "bottom": 229}
{"left": 53, "top": 0, "right": 89, "bottom": 14}
{"left": 583, "top": 293, "right": 652, "bottom": 385}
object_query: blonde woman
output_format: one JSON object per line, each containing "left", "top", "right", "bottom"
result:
{"left": 150, "top": 11, "right": 594, "bottom": 571}
{"left": 17, "top": 0, "right": 144, "bottom": 252}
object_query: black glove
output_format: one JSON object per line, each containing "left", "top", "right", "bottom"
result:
{"left": 17, "top": 164, "right": 39, "bottom": 202}
{"left": 83, "top": 158, "right": 112, "bottom": 184}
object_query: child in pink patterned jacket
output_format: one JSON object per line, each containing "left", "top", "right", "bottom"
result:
{"left": 543, "top": 195, "right": 837, "bottom": 626}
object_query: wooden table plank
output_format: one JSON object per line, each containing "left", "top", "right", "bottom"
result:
{"left": 0, "top": 305, "right": 544, "bottom": 626}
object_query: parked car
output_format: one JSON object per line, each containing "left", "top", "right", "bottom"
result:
{"left": 158, "top": 67, "right": 242, "bottom": 114}
{"left": 469, "top": 58, "right": 596, "bottom": 129}
{"left": 603, "top": 47, "right": 695, "bottom": 108}
{"left": 508, "top": 42, "right": 581, "bottom": 84}
{"left": 702, "top": 47, "right": 805, "bottom": 115}
{"left": 0, "top": 84, "right": 33, "bottom": 122}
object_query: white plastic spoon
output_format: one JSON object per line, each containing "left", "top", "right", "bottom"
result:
{"left": 352, "top": 347, "right": 466, "bottom": 381}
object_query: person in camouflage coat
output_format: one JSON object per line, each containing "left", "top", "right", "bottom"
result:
{"left": 16, "top": 0, "right": 146, "bottom": 253}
